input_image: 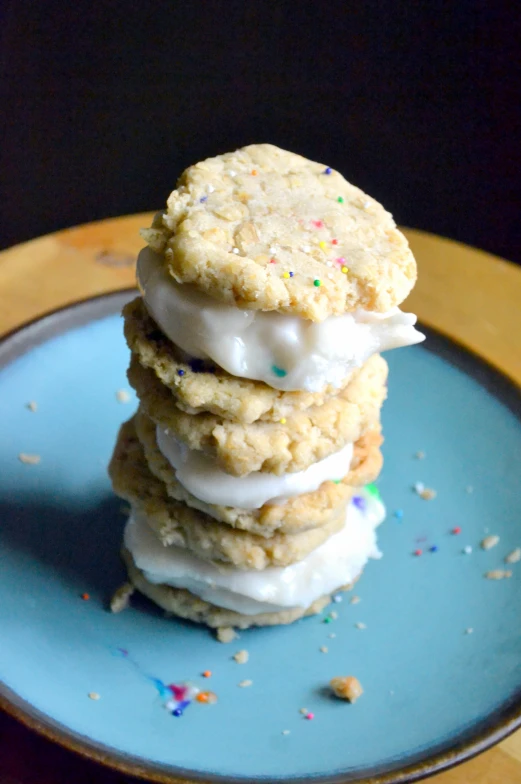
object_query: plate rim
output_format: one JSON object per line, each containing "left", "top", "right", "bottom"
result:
{"left": 1, "top": 289, "right": 521, "bottom": 784}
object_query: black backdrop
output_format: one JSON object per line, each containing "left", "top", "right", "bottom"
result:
{"left": 1, "top": 0, "right": 519, "bottom": 263}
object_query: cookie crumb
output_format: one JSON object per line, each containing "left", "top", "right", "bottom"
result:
{"left": 238, "top": 679, "right": 252, "bottom": 688}
{"left": 349, "top": 595, "right": 361, "bottom": 605}
{"left": 88, "top": 692, "right": 100, "bottom": 701}
{"left": 355, "top": 622, "right": 366, "bottom": 630}
{"left": 299, "top": 707, "right": 308, "bottom": 715}
{"left": 328, "top": 633, "right": 336, "bottom": 639}
{"left": 18, "top": 453, "right": 41, "bottom": 465}
{"left": 282, "top": 729, "right": 290, "bottom": 735}
{"left": 110, "top": 582, "right": 134, "bottom": 613}
{"left": 216, "top": 626, "right": 237, "bottom": 643}
{"left": 505, "top": 548, "right": 521, "bottom": 564}
{"left": 329, "top": 611, "right": 338, "bottom": 620}
{"left": 330, "top": 676, "right": 363, "bottom": 703}
{"left": 116, "top": 389, "right": 131, "bottom": 403}
{"left": 26, "top": 401, "right": 38, "bottom": 412}
{"left": 320, "top": 646, "right": 329, "bottom": 653}
{"left": 485, "top": 569, "right": 512, "bottom": 580}
{"left": 233, "top": 649, "right": 249, "bottom": 664}
{"left": 465, "top": 627, "right": 474, "bottom": 634}
{"left": 466, "top": 485, "right": 474, "bottom": 493}
{"left": 415, "top": 451, "right": 425, "bottom": 459}
{"left": 419, "top": 487, "right": 436, "bottom": 500}
{"left": 481, "top": 535, "right": 500, "bottom": 550}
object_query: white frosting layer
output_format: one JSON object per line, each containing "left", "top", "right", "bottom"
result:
{"left": 137, "top": 247, "right": 425, "bottom": 392}
{"left": 156, "top": 425, "right": 354, "bottom": 509}
{"left": 124, "top": 489, "right": 385, "bottom": 615}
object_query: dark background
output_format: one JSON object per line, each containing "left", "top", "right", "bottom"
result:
{"left": 1, "top": 0, "right": 520, "bottom": 262}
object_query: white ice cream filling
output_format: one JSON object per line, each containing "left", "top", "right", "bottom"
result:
{"left": 124, "top": 488, "right": 385, "bottom": 615}
{"left": 137, "top": 246, "right": 425, "bottom": 392}
{"left": 156, "top": 425, "right": 354, "bottom": 509}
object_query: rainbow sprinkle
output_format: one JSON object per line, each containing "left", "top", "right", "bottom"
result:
{"left": 337, "top": 196, "right": 344, "bottom": 203}
{"left": 324, "top": 167, "right": 332, "bottom": 175}
{"left": 113, "top": 649, "right": 216, "bottom": 718}
{"left": 272, "top": 365, "right": 287, "bottom": 378}
{"left": 313, "top": 279, "right": 321, "bottom": 287}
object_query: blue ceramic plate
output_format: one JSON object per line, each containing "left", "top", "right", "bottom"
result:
{"left": 1, "top": 291, "right": 520, "bottom": 784}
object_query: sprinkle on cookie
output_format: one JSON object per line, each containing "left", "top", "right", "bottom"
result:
{"left": 481, "top": 535, "right": 499, "bottom": 550}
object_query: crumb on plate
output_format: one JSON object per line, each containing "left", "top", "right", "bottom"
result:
{"left": 217, "top": 626, "right": 237, "bottom": 643}
{"left": 330, "top": 676, "right": 363, "bottom": 703}
{"left": 481, "top": 535, "right": 500, "bottom": 550}
{"left": 505, "top": 548, "right": 521, "bottom": 564}
{"left": 485, "top": 570, "right": 512, "bottom": 580}
{"left": 116, "top": 389, "right": 131, "bottom": 403}
{"left": 110, "top": 582, "right": 134, "bottom": 613}
{"left": 238, "top": 679, "right": 252, "bottom": 688}
{"left": 419, "top": 487, "right": 436, "bottom": 500}
{"left": 18, "top": 453, "right": 41, "bottom": 465}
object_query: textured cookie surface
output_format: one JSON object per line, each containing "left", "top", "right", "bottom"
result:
{"left": 124, "top": 297, "right": 356, "bottom": 424}
{"left": 141, "top": 144, "right": 416, "bottom": 321}
{"left": 128, "top": 352, "right": 388, "bottom": 476}
{"left": 110, "top": 418, "right": 350, "bottom": 570}
{"left": 135, "top": 409, "right": 383, "bottom": 535}
{"left": 123, "top": 547, "right": 358, "bottom": 630}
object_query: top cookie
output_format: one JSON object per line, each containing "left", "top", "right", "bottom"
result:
{"left": 141, "top": 144, "right": 416, "bottom": 321}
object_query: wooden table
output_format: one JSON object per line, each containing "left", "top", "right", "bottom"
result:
{"left": 1, "top": 215, "right": 520, "bottom": 784}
